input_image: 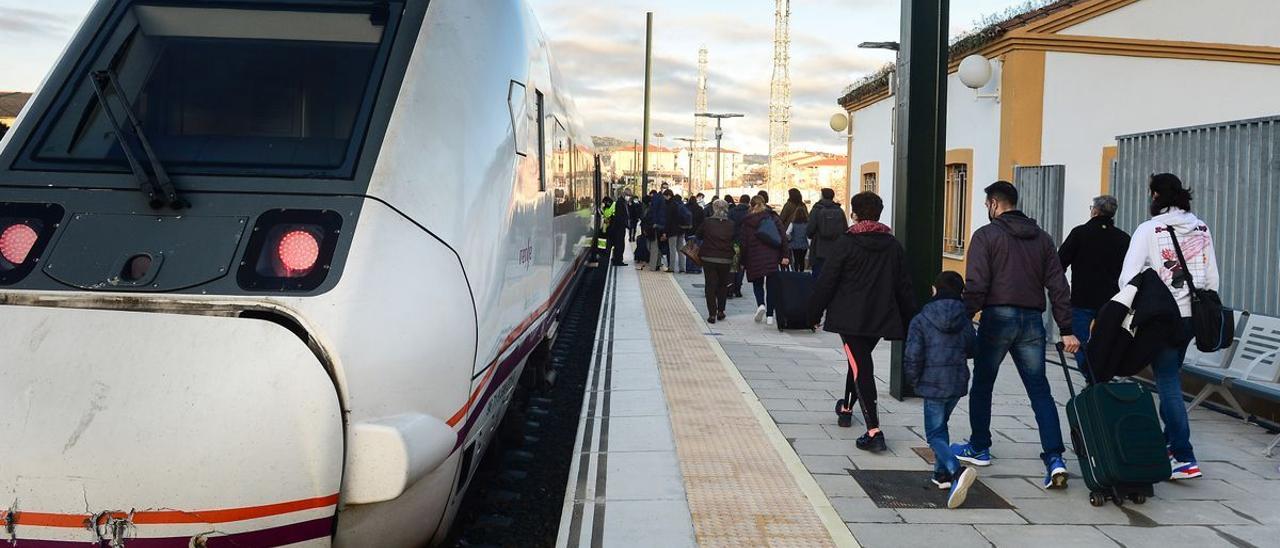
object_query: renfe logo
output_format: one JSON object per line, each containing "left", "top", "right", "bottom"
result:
{"left": 518, "top": 238, "right": 533, "bottom": 269}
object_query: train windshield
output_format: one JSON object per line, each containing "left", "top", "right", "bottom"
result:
{"left": 22, "top": 3, "right": 395, "bottom": 178}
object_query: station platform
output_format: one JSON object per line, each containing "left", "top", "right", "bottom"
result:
{"left": 558, "top": 247, "right": 1280, "bottom": 548}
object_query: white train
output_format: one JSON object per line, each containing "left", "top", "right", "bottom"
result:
{"left": 0, "top": 0, "right": 599, "bottom": 545}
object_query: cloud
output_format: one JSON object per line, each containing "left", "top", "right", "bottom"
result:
{"left": 0, "top": 7, "right": 73, "bottom": 38}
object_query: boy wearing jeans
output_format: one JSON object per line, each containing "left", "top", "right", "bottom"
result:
{"left": 905, "top": 272, "right": 978, "bottom": 508}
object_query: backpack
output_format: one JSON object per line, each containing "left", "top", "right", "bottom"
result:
{"left": 816, "top": 205, "right": 844, "bottom": 239}
{"left": 677, "top": 203, "right": 693, "bottom": 227}
{"left": 757, "top": 215, "right": 783, "bottom": 248}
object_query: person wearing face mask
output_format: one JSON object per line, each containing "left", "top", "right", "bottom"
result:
{"left": 1116, "top": 173, "right": 1218, "bottom": 481}
{"left": 953, "top": 181, "right": 1078, "bottom": 491}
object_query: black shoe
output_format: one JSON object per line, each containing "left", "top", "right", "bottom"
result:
{"left": 931, "top": 470, "right": 954, "bottom": 490}
{"left": 856, "top": 431, "right": 887, "bottom": 452}
{"left": 707, "top": 316, "right": 716, "bottom": 324}
{"left": 717, "top": 311, "right": 726, "bottom": 321}
{"left": 834, "top": 399, "right": 853, "bottom": 428}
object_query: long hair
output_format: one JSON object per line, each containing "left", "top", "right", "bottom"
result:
{"left": 1149, "top": 173, "right": 1193, "bottom": 215}
{"left": 749, "top": 195, "right": 767, "bottom": 214}
{"left": 787, "top": 188, "right": 803, "bottom": 204}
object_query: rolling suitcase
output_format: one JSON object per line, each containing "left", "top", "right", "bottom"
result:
{"left": 765, "top": 270, "right": 815, "bottom": 332}
{"left": 1056, "top": 343, "right": 1171, "bottom": 507}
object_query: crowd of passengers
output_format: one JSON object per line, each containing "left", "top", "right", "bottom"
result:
{"left": 598, "top": 173, "right": 1218, "bottom": 509}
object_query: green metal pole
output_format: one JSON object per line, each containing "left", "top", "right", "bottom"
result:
{"left": 889, "top": 0, "right": 949, "bottom": 401}
{"left": 641, "top": 12, "right": 654, "bottom": 196}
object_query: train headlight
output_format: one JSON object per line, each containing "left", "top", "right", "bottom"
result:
{"left": 0, "top": 203, "right": 64, "bottom": 286}
{"left": 238, "top": 209, "right": 342, "bottom": 292}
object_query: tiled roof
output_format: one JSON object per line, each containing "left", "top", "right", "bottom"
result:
{"left": 837, "top": 0, "right": 1088, "bottom": 108}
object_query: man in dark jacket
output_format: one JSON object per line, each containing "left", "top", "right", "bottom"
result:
{"left": 904, "top": 271, "right": 978, "bottom": 504}
{"left": 627, "top": 195, "right": 643, "bottom": 242}
{"left": 646, "top": 191, "right": 668, "bottom": 271}
{"left": 806, "top": 188, "right": 849, "bottom": 279}
{"left": 727, "top": 194, "right": 752, "bottom": 297}
{"left": 607, "top": 190, "right": 632, "bottom": 266}
{"left": 955, "top": 181, "right": 1078, "bottom": 490}
{"left": 808, "top": 192, "right": 914, "bottom": 453}
{"left": 1057, "top": 195, "right": 1130, "bottom": 381}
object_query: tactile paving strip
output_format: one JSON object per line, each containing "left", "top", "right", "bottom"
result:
{"left": 638, "top": 272, "right": 836, "bottom": 547}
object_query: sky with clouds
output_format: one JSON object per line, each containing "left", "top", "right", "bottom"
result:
{"left": 1, "top": 0, "right": 1029, "bottom": 153}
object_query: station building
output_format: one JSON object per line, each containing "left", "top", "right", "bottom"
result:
{"left": 837, "top": 0, "right": 1280, "bottom": 275}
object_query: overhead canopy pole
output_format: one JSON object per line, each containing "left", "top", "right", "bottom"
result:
{"left": 641, "top": 12, "right": 654, "bottom": 196}
{"left": 889, "top": 0, "right": 949, "bottom": 401}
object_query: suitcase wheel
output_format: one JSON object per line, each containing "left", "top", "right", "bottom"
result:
{"left": 1089, "top": 492, "right": 1107, "bottom": 507}
{"left": 1127, "top": 494, "right": 1147, "bottom": 504}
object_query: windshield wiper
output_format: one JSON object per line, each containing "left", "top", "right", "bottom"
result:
{"left": 88, "top": 69, "right": 187, "bottom": 210}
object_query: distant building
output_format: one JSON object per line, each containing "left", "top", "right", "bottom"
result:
{"left": 837, "top": 0, "right": 1280, "bottom": 274}
{"left": 605, "top": 145, "right": 680, "bottom": 188}
{"left": 679, "top": 147, "right": 744, "bottom": 193}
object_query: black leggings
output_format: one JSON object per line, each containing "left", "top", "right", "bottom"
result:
{"left": 840, "top": 334, "right": 881, "bottom": 430}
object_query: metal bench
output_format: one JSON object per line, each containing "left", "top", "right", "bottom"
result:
{"left": 1223, "top": 317, "right": 1280, "bottom": 457}
{"left": 1182, "top": 311, "right": 1252, "bottom": 418}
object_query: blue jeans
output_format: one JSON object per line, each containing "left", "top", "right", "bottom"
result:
{"left": 752, "top": 279, "right": 775, "bottom": 316}
{"left": 925, "top": 397, "right": 962, "bottom": 476}
{"left": 1071, "top": 308, "right": 1097, "bottom": 383}
{"left": 969, "top": 306, "right": 1065, "bottom": 464}
{"left": 1154, "top": 318, "right": 1196, "bottom": 462}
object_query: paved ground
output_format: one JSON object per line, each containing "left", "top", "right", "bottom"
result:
{"left": 667, "top": 271, "right": 1280, "bottom": 548}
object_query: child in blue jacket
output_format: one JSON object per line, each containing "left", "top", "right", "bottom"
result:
{"left": 904, "top": 271, "right": 978, "bottom": 508}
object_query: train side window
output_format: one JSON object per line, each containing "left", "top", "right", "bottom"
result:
{"left": 507, "top": 81, "right": 528, "bottom": 157}
{"left": 536, "top": 90, "right": 546, "bottom": 192}
{"left": 552, "top": 119, "right": 571, "bottom": 216}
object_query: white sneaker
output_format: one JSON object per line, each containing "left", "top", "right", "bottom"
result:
{"left": 766, "top": 315, "right": 775, "bottom": 326}
{"left": 754, "top": 305, "right": 766, "bottom": 323}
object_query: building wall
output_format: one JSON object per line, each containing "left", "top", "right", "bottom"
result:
{"left": 1041, "top": 51, "right": 1280, "bottom": 232}
{"left": 1061, "top": 0, "right": 1280, "bottom": 48}
{"left": 848, "top": 64, "right": 1002, "bottom": 246}
{"left": 848, "top": 99, "right": 895, "bottom": 224}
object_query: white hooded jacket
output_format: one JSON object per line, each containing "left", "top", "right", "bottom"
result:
{"left": 1118, "top": 208, "right": 1219, "bottom": 317}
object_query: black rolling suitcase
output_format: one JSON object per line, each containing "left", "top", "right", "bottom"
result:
{"left": 765, "top": 270, "right": 815, "bottom": 332}
{"left": 1056, "top": 343, "right": 1171, "bottom": 507}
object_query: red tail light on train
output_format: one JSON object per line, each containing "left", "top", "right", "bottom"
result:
{"left": 0, "top": 203, "right": 64, "bottom": 285}
{"left": 237, "top": 210, "right": 342, "bottom": 292}
{"left": 0, "top": 223, "right": 39, "bottom": 265}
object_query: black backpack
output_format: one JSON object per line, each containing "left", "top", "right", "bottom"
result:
{"left": 816, "top": 205, "right": 845, "bottom": 239}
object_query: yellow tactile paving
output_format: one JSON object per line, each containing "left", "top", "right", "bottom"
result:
{"left": 638, "top": 271, "right": 838, "bottom": 547}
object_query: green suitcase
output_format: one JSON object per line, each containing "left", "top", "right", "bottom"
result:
{"left": 1057, "top": 344, "right": 1171, "bottom": 507}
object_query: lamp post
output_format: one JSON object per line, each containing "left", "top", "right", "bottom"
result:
{"left": 674, "top": 137, "right": 696, "bottom": 191}
{"left": 695, "top": 112, "right": 744, "bottom": 198}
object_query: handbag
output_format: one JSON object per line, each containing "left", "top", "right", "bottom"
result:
{"left": 756, "top": 215, "right": 783, "bottom": 248}
{"left": 681, "top": 239, "right": 703, "bottom": 267}
{"left": 1166, "top": 227, "right": 1233, "bottom": 352}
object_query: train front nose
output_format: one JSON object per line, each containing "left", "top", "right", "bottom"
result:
{"left": 0, "top": 304, "right": 343, "bottom": 546}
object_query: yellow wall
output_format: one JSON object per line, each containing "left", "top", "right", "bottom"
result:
{"left": 997, "top": 50, "right": 1046, "bottom": 181}
{"left": 942, "top": 149, "right": 975, "bottom": 276}
{"left": 1100, "top": 145, "right": 1118, "bottom": 194}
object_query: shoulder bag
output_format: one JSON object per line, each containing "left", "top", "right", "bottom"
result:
{"left": 1166, "top": 227, "right": 1233, "bottom": 352}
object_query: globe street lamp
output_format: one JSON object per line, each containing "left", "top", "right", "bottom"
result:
{"left": 695, "top": 112, "right": 744, "bottom": 198}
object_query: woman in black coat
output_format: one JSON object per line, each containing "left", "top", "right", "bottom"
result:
{"left": 808, "top": 192, "right": 915, "bottom": 453}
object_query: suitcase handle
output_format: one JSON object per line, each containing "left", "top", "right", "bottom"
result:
{"left": 1055, "top": 342, "right": 1077, "bottom": 400}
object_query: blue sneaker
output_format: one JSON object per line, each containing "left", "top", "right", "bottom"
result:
{"left": 951, "top": 442, "right": 991, "bottom": 467}
{"left": 948, "top": 467, "right": 977, "bottom": 509}
{"left": 1043, "top": 456, "right": 1068, "bottom": 489}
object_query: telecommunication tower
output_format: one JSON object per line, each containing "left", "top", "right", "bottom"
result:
{"left": 693, "top": 46, "right": 709, "bottom": 193}
{"left": 768, "top": 0, "right": 792, "bottom": 195}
